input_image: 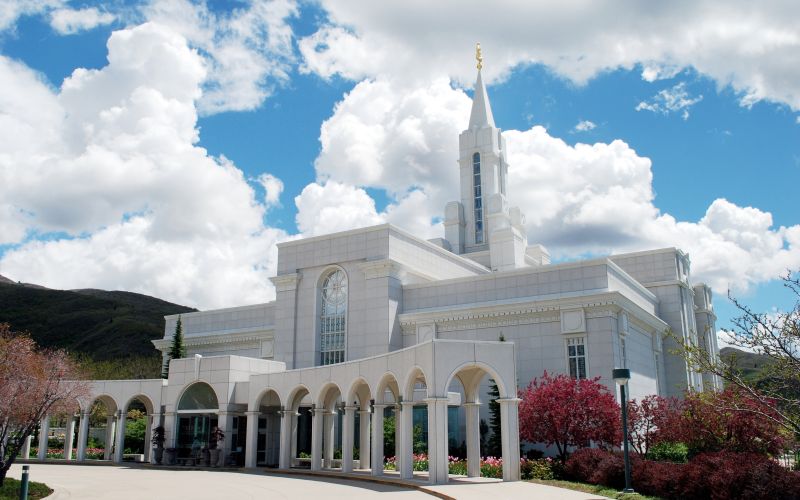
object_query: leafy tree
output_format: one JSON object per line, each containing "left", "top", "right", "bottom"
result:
{"left": 674, "top": 270, "right": 800, "bottom": 435}
{"left": 124, "top": 411, "right": 147, "bottom": 454}
{"left": 675, "top": 387, "right": 786, "bottom": 456}
{"left": 626, "top": 395, "right": 681, "bottom": 456}
{"left": 486, "top": 379, "right": 502, "bottom": 457}
{"left": 162, "top": 315, "right": 186, "bottom": 378}
{"left": 0, "top": 323, "right": 90, "bottom": 485}
{"left": 384, "top": 413, "right": 396, "bottom": 457}
{"left": 519, "top": 371, "right": 620, "bottom": 461}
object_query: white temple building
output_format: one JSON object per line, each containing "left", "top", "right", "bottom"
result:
{"left": 30, "top": 49, "right": 720, "bottom": 485}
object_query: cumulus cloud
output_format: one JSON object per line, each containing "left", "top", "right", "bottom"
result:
{"left": 258, "top": 173, "right": 284, "bottom": 207}
{"left": 636, "top": 82, "right": 703, "bottom": 120}
{"left": 0, "top": 22, "right": 287, "bottom": 308}
{"left": 0, "top": 0, "right": 62, "bottom": 32}
{"left": 143, "top": 0, "right": 297, "bottom": 114}
{"left": 573, "top": 120, "right": 596, "bottom": 132}
{"left": 50, "top": 6, "right": 115, "bottom": 34}
{"left": 305, "top": 79, "right": 800, "bottom": 294}
{"left": 300, "top": 1, "right": 800, "bottom": 111}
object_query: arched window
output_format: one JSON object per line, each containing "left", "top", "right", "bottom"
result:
{"left": 473, "top": 152, "right": 484, "bottom": 244}
{"left": 319, "top": 269, "right": 347, "bottom": 365}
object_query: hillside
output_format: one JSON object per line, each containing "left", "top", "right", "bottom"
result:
{"left": 720, "top": 346, "right": 774, "bottom": 381}
{"left": 0, "top": 276, "right": 195, "bottom": 361}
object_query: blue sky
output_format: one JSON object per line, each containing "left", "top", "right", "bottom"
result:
{"left": 0, "top": 1, "right": 798, "bottom": 336}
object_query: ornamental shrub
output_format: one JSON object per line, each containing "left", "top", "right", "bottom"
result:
{"left": 631, "top": 459, "right": 684, "bottom": 499}
{"left": 563, "top": 448, "right": 610, "bottom": 483}
{"left": 520, "top": 457, "right": 557, "bottom": 480}
{"left": 647, "top": 441, "right": 688, "bottom": 463}
{"left": 677, "top": 451, "right": 800, "bottom": 500}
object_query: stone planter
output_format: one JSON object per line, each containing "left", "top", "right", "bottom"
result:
{"left": 153, "top": 447, "right": 163, "bottom": 465}
{"left": 209, "top": 448, "right": 220, "bottom": 467}
{"left": 164, "top": 448, "right": 177, "bottom": 466}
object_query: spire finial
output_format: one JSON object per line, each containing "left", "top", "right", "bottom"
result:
{"left": 476, "top": 42, "right": 483, "bottom": 70}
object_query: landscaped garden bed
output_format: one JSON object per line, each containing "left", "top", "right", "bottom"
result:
{"left": 0, "top": 477, "right": 52, "bottom": 500}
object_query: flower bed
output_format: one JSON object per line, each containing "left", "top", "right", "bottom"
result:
{"left": 29, "top": 447, "right": 105, "bottom": 460}
{"left": 383, "top": 454, "right": 557, "bottom": 480}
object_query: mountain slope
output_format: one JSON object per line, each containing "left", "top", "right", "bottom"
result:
{"left": 0, "top": 279, "right": 195, "bottom": 360}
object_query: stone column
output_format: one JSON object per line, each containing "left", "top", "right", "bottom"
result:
{"left": 310, "top": 407, "right": 325, "bottom": 471}
{"left": 162, "top": 411, "right": 177, "bottom": 449}
{"left": 393, "top": 406, "right": 402, "bottom": 474}
{"left": 21, "top": 435, "right": 32, "bottom": 460}
{"left": 76, "top": 410, "right": 90, "bottom": 461}
{"left": 425, "top": 397, "right": 449, "bottom": 485}
{"left": 399, "top": 401, "right": 414, "bottom": 479}
{"left": 371, "top": 404, "right": 387, "bottom": 476}
{"left": 278, "top": 409, "right": 295, "bottom": 469}
{"left": 114, "top": 410, "right": 127, "bottom": 463}
{"left": 323, "top": 410, "right": 337, "bottom": 468}
{"left": 217, "top": 410, "right": 235, "bottom": 467}
{"left": 341, "top": 406, "right": 356, "bottom": 473}
{"left": 464, "top": 402, "right": 481, "bottom": 477}
{"left": 37, "top": 416, "right": 50, "bottom": 461}
{"left": 148, "top": 413, "right": 162, "bottom": 464}
{"left": 358, "top": 409, "right": 371, "bottom": 470}
{"left": 64, "top": 415, "right": 77, "bottom": 461}
{"left": 244, "top": 410, "right": 260, "bottom": 468}
{"left": 104, "top": 416, "right": 116, "bottom": 460}
{"left": 143, "top": 414, "right": 153, "bottom": 463}
{"left": 498, "top": 398, "right": 522, "bottom": 482}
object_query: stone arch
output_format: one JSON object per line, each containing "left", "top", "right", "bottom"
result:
{"left": 345, "top": 377, "right": 372, "bottom": 408}
{"left": 375, "top": 372, "right": 400, "bottom": 404}
{"left": 403, "top": 366, "right": 430, "bottom": 402}
{"left": 315, "top": 381, "right": 342, "bottom": 411}
{"left": 83, "top": 394, "right": 118, "bottom": 414}
{"left": 176, "top": 381, "right": 219, "bottom": 412}
{"left": 285, "top": 385, "right": 310, "bottom": 412}
{"left": 443, "top": 361, "right": 510, "bottom": 402}
{"left": 252, "top": 387, "right": 282, "bottom": 412}
{"left": 123, "top": 394, "right": 155, "bottom": 415}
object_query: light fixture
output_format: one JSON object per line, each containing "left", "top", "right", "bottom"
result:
{"left": 612, "top": 368, "right": 634, "bottom": 494}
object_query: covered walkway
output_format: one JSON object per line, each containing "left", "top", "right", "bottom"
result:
{"left": 29, "top": 339, "right": 522, "bottom": 485}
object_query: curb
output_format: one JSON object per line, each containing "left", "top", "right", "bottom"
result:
{"left": 15, "top": 460, "right": 456, "bottom": 499}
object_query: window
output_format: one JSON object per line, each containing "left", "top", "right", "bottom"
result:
{"left": 620, "top": 336, "right": 627, "bottom": 368}
{"left": 320, "top": 269, "right": 347, "bottom": 365}
{"left": 566, "top": 337, "right": 587, "bottom": 379}
{"left": 473, "top": 152, "right": 484, "bottom": 244}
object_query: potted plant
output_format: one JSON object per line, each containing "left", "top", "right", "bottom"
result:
{"left": 151, "top": 425, "right": 166, "bottom": 465}
{"left": 208, "top": 427, "right": 225, "bottom": 467}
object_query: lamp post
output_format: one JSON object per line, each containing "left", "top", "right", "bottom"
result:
{"left": 613, "top": 368, "right": 634, "bottom": 494}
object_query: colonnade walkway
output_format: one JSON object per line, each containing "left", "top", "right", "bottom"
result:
{"left": 26, "top": 339, "right": 523, "bottom": 485}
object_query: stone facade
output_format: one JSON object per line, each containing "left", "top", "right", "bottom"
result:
{"left": 37, "top": 60, "right": 719, "bottom": 484}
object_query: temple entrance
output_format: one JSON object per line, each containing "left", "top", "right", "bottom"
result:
{"left": 176, "top": 382, "right": 219, "bottom": 460}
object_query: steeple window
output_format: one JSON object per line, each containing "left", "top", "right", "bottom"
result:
{"left": 473, "top": 152, "right": 484, "bottom": 244}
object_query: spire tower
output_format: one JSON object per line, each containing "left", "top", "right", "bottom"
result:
{"left": 443, "top": 45, "right": 546, "bottom": 271}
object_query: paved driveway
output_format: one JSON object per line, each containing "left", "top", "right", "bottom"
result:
{"left": 7, "top": 464, "right": 609, "bottom": 499}
{"left": 7, "top": 464, "right": 426, "bottom": 499}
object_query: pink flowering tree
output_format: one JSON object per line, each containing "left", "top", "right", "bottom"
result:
{"left": 519, "top": 371, "right": 620, "bottom": 461}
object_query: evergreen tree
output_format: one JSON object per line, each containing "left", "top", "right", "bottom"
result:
{"left": 487, "top": 379, "right": 502, "bottom": 457}
{"left": 162, "top": 316, "right": 186, "bottom": 378}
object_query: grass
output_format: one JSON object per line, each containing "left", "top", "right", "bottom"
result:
{"left": 529, "top": 479, "right": 661, "bottom": 500}
{"left": 0, "top": 477, "right": 53, "bottom": 500}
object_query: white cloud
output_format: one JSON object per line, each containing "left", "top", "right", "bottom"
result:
{"left": 573, "top": 120, "right": 596, "bottom": 132}
{"left": 142, "top": 0, "right": 298, "bottom": 114}
{"left": 307, "top": 79, "right": 800, "bottom": 295}
{"left": 0, "top": 22, "right": 288, "bottom": 308}
{"left": 636, "top": 82, "right": 703, "bottom": 120}
{"left": 0, "top": 0, "right": 62, "bottom": 32}
{"left": 300, "top": 1, "right": 800, "bottom": 111}
{"left": 258, "top": 172, "right": 284, "bottom": 207}
{"left": 50, "top": 7, "right": 115, "bottom": 34}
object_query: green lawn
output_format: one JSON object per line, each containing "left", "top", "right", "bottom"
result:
{"left": 0, "top": 478, "right": 53, "bottom": 500}
{"left": 529, "top": 479, "right": 661, "bottom": 500}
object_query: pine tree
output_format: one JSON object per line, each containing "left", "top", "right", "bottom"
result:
{"left": 487, "top": 379, "right": 502, "bottom": 457}
{"left": 162, "top": 315, "right": 186, "bottom": 378}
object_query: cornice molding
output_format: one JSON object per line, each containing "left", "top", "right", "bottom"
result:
{"left": 152, "top": 330, "right": 274, "bottom": 351}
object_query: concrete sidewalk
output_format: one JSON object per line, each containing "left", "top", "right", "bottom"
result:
{"left": 7, "top": 463, "right": 610, "bottom": 499}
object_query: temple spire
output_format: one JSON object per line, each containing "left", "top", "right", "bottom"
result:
{"left": 468, "top": 43, "right": 495, "bottom": 129}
